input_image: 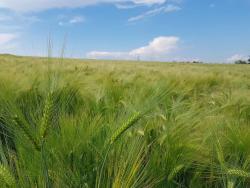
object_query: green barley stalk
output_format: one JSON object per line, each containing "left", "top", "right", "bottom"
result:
{"left": 0, "top": 164, "right": 15, "bottom": 186}
{"left": 13, "top": 116, "right": 41, "bottom": 151}
{"left": 110, "top": 112, "right": 142, "bottom": 145}
{"left": 227, "top": 180, "right": 235, "bottom": 188}
{"left": 97, "top": 112, "right": 142, "bottom": 188}
{"left": 40, "top": 92, "right": 54, "bottom": 140}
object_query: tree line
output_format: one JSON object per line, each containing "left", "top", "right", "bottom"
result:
{"left": 235, "top": 56, "right": 250, "bottom": 64}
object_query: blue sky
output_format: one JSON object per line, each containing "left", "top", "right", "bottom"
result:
{"left": 0, "top": 0, "right": 250, "bottom": 62}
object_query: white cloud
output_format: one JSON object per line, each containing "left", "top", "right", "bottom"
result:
{"left": 115, "top": 3, "right": 139, "bottom": 9}
{"left": 116, "top": 0, "right": 167, "bottom": 9}
{"left": 69, "top": 16, "right": 85, "bottom": 24}
{"left": 0, "top": 33, "right": 17, "bottom": 45}
{"left": 0, "top": 33, "right": 18, "bottom": 52}
{"left": 0, "top": 0, "right": 166, "bottom": 12}
{"left": 129, "top": 36, "right": 179, "bottom": 56}
{"left": 132, "top": 0, "right": 165, "bottom": 5}
{"left": 0, "top": 11, "right": 40, "bottom": 32}
{"left": 226, "top": 54, "right": 248, "bottom": 63}
{"left": 86, "top": 36, "right": 180, "bottom": 61}
{"left": 59, "top": 16, "right": 85, "bottom": 26}
{"left": 0, "top": 15, "right": 12, "bottom": 22}
{"left": 128, "top": 4, "right": 181, "bottom": 22}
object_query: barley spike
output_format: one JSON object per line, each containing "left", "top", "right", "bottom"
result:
{"left": 110, "top": 112, "right": 142, "bottom": 145}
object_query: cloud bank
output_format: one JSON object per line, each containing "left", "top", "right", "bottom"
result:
{"left": 86, "top": 36, "right": 180, "bottom": 61}
{"left": 0, "top": 0, "right": 166, "bottom": 12}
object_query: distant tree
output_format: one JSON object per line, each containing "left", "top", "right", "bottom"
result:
{"left": 235, "top": 60, "right": 247, "bottom": 64}
{"left": 192, "top": 61, "right": 203, "bottom": 64}
{"left": 248, "top": 56, "right": 250, "bottom": 64}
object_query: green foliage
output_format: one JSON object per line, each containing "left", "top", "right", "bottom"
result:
{"left": 0, "top": 164, "right": 15, "bottom": 186}
{"left": 0, "top": 55, "right": 249, "bottom": 187}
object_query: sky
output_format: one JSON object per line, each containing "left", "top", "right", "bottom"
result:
{"left": 0, "top": 0, "right": 250, "bottom": 63}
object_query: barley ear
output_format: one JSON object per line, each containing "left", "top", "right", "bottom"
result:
{"left": 226, "top": 168, "right": 250, "bottom": 178}
{"left": 0, "top": 164, "right": 15, "bottom": 186}
{"left": 40, "top": 92, "right": 54, "bottom": 140}
{"left": 110, "top": 112, "right": 142, "bottom": 145}
{"left": 13, "top": 116, "right": 41, "bottom": 151}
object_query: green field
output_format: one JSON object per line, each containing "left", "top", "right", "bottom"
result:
{"left": 0, "top": 54, "right": 250, "bottom": 187}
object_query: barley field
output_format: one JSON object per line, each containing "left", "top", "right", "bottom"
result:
{"left": 0, "top": 54, "right": 250, "bottom": 187}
